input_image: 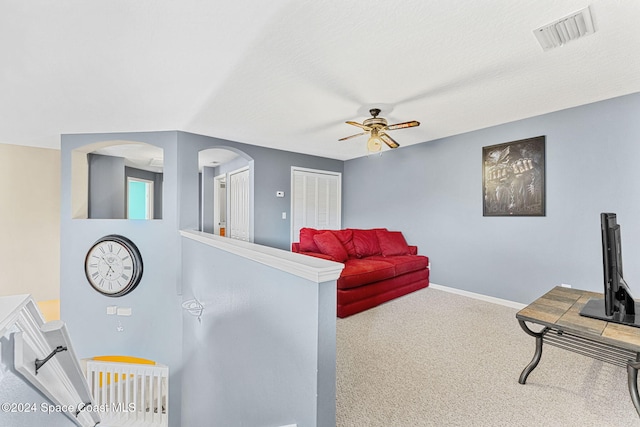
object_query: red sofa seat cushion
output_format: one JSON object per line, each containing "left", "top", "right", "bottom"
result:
{"left": 313, "top": 231, "right": 349, "bottom": 262}
{"left": 337, "top": 258, "right": 396, "bottom": 290}
{"left": 368, "top": 255, "right": 429, "bottom": 275}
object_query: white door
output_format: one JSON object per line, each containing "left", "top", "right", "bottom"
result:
{"left": 291, "top": 167, "right": 341, "bottom": 245}
{"left": 228, "top": 167, "right": 250, "bottom": 241}
{"left": 213, "top": 174, "right": 226, "bottom": 236}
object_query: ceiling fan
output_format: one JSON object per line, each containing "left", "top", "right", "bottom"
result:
{"left": 339, "top": 108, "right": 420, "bottom": 152}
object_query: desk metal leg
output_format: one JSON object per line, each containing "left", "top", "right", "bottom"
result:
{"left": 518, "top": 320, "right": 548, "bottom": 385}
{"left": 627, "top": 356, "right": 640, "bottom": 417}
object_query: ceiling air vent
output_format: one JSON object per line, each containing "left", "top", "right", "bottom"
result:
{"left": 534, "top": 6, "right": 596, "bottom": 51}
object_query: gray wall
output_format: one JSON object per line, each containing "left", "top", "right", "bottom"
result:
{"left": 180, "top": 236, "right": 336, "bottom": 426}
{"left": 61, "top": 131, "right": 183, "bottom": 426}
{"left": 343, "top": 92, "right": 640, "bottom": 305}
{"left": 212, "top": 154, "right": 250, "bottom": 176}
{"left": 88, "top": 153, "right": 125, "bottom": 219}
{"left": 177, "top": 132, "right": 344, "bottom": 250}
{"left": 200, "top": 166, "right": 217, "bottom": 233}
{"left": 61, "top": 130, "right": 343, "bottom": 426}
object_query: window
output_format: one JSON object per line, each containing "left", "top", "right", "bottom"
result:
{"left": 127, "top": 178, "right": 154, "bottom": 220}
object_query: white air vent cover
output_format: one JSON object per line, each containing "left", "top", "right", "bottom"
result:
{"left": 534, "top": 6, "right": 596, "bottom": 51}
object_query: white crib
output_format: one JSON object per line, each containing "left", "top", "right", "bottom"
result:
{"left": 83, "top": 357, "right": 169, "bottom": 427}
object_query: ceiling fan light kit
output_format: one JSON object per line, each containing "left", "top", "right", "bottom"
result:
{"left": 367, "top": 129, "right": 383, "bottom": 153}
{"left": 339, "top": 108, "right": 420, "bottom": 154}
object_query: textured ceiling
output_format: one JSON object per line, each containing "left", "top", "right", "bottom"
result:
{"left": 1, "top": 1, "right": 639, "bottom": 160}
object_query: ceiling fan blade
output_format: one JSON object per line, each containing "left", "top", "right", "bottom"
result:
{"left": 346, "top": 121, "right": 371, "bottom": 131}
{"left": 385, "top": 120, "right": 420, "bottom": 131}
{"left": 338, "top": 131, "right": 368, "bottom": 141}
{"left": 380, "top": 133, "right": 400, "bottom": 149}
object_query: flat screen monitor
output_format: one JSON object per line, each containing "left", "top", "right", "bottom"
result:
{"left": 580, "top": 213, "right": 640, "bottom": 327}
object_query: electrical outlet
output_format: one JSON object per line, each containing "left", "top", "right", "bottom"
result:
{"left": 117, "top": 307, "right": 132, "bottom": 316}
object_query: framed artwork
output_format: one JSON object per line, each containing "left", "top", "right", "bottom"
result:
{"left": 482, "top": 136, "right": 545, "bottom": 216}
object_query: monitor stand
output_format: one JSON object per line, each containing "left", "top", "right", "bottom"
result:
{"left": 580, "top": 298, "right": 640, "bottom": 328}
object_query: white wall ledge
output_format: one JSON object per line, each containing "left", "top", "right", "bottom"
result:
{"left": 179, "top": 230, "right": 344, "bottom": 283}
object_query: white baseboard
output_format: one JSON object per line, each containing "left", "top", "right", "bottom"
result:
{"left": 429, "top": 283, "right": 526, "bottom": 310}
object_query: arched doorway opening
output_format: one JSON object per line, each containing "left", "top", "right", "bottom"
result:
{"left": 198, "top": 147, "right": 254, "bottom": 242}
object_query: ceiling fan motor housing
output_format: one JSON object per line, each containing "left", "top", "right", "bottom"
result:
{"left": 364, "top": 108, "right": 386, "bottom": 127}
{"left": 363, "top": 117, "right": 387, "bottom": 128}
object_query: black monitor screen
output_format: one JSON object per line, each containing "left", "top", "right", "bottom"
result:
{"left": 580, "top": 213, "right": 639, "bottom": 327}
{"left": 602, "top": 213, "right": 623, "bottom": 316}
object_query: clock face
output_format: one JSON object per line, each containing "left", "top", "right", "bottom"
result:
{"left": 85, "top": 235, "right": 143, "bottom": 297}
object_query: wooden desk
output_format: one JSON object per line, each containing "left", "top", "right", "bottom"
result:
{"left": 516, "top": 286, "right": 640, "bottom": 416}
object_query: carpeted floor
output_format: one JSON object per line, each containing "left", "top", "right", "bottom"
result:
{"left": 336, "top": 287, "right": 640, "bottom": 426}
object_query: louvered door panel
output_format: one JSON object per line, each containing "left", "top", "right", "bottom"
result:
{"left": 291, "top": 168, "right": 341, "bottom": 245}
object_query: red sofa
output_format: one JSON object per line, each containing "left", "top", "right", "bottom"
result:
{"left": 292, "top": 228, "right": 430, "bottom": 318}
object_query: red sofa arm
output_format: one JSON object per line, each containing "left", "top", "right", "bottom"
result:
{"left": 408, "top": 245, "right": 418, "bottom": 255}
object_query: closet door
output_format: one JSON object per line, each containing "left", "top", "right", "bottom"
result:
{"left": 228, "top": 167, "right": 250, "bottom": 241}
{"left": 291, "top": 167, "right": 341, "bottom": 245}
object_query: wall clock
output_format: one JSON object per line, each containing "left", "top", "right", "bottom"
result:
{"left": 84, "top": 234, "right": 143, "bottom": 297}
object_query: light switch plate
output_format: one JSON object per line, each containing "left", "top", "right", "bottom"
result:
{"left": 276, "top": 191, "right": 285, "bottom": 197}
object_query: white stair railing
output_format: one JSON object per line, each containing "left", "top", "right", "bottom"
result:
{"left": 2, "top": 294, "right": 100, "bottom": 427}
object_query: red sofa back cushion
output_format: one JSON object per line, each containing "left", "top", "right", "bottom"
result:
{"left": 313, "top": 231, "right": 348, "bottom": 262}
{"left": 300, "top": 228, "right": 412, "bottom": 259}
{"left": 299, "top": 227, "right": 321, "bottom": 252}
{"left": 299, "top": 228, "right": 357, "bottom": 258}
{"left": 331, "top": 229, "right": 357, "bottom": 258}
{"left": 351, "top": 228, "right": 385, "bottom": 258}
{"left": 376, "top": 230, "right": 410, "bottom": 256}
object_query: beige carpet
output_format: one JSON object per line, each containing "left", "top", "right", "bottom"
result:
{"left": 336, "top": 287, "right": 640, "bottom": 426}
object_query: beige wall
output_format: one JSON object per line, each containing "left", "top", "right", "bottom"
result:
{"left": 0, "top": 143, "right": 60, "bottom": 301}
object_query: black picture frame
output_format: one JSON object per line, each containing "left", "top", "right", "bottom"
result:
{"left": 482, "top": 136, "right": 545, "bottom": 217}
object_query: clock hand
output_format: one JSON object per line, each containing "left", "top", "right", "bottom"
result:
{"left": 101, "top": 255, "right": 118, "bottom": 276}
